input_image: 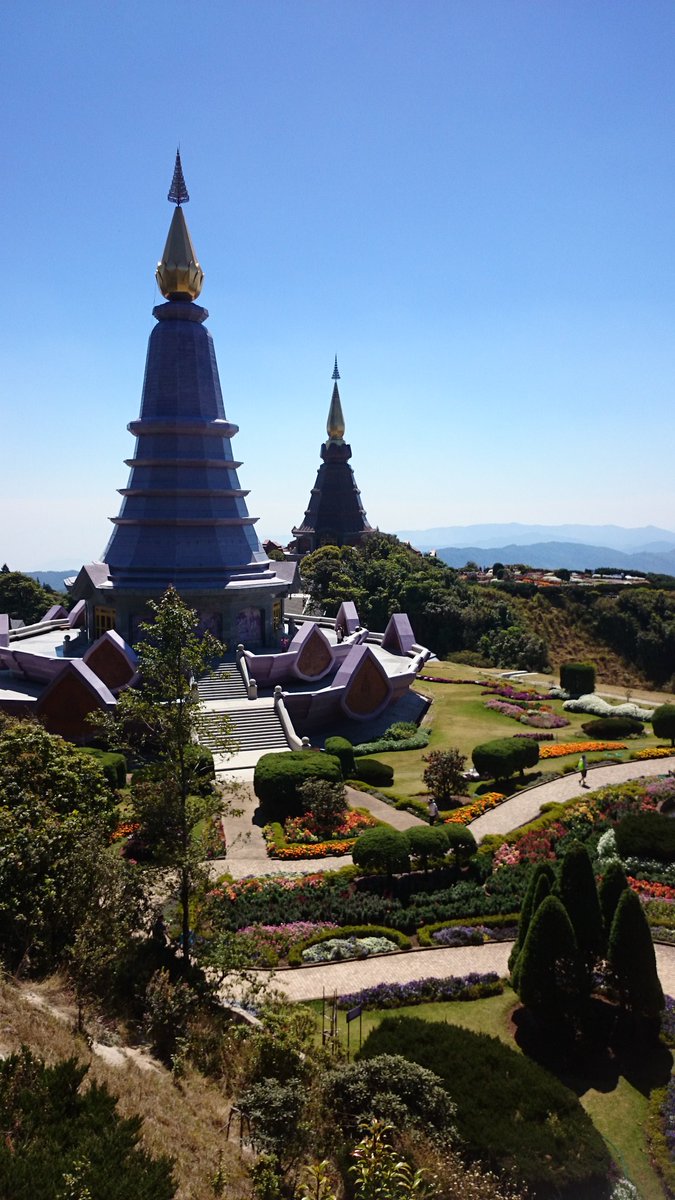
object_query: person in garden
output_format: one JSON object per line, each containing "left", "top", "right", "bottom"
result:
{"left": 428, "top": 798, "right": 439, "bottom": 824}
{"left": 578, "top": 752, "right": 588, "bottom": 787}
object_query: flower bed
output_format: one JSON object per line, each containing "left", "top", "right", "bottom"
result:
{"left": 513, "top": 731, "right": 555, "bottom": 741}
{"left": 631, "top": 747, "right": 675, "bottom": 761}
{"left": 288, "top": 923, "right": 411, "bottom": 965}
{"left": 302, "top": 935, "right": 400, "bottom": 964}
{"left": 444, "top": 792, "right": 505, "bottom": 825}
{"left": 336, "top": 971, "right": 504, "bottom": 1010}
{"left": 483, "top": 698, "right": 569, "bottom": 729}
{"left": 270, "top": 839, "right": 356, "bottom": 860}
{"left": 235, "top": 921, "right": 339, "bottom": 965}
{"left": 628, "top": 877, "right": 675, "bottom": 902}
{"left": 539, "top": 740, "right": 627, "bottom": 759}
{"left": 111, "top": 820, "right": 140, "bottom": 842}
{"left": 263, "top": 807, "right": 376, "bottom": 859}
{"left": 417, "top": 913, "right": 519, "bottom": 945}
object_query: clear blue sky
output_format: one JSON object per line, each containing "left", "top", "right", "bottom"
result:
{"left": 3, "top": 1, "right": 675, "bottom": 568}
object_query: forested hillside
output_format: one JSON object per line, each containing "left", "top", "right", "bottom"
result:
{"left": 301, "top": 535, "right": 675, "bottom": 689}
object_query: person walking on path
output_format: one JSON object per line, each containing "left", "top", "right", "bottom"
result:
{"left": 578, "top": 753, "right": 588, "bottom": 787}
{"left": 428, "top": 798, "right": 439, "bottom": 825}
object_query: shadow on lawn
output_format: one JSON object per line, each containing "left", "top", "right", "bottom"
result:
{"left": 513, "top": 1000, "right": 673, "bottom": 1097}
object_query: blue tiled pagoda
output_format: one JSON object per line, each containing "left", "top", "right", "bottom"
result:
{"left": 291, "top": 359, "right": 373, "bottom": 553}
{"left": 72, "top": 153, "right": 288, "bottom": 646}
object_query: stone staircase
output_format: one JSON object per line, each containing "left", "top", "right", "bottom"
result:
{"left": 198, "top": 705, "right": 289, "bottom": 754}
{"left": 196, "top": 659, "right": 249, "bottom": 701}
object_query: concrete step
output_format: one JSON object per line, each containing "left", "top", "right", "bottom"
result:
{"left": 198, "top": 706, "right": 289, "bottom": 753}
{"left": 197, "top": 661, "right": 248, "bottom": 701}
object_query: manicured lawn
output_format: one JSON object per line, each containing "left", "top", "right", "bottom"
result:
{"left": 307, "top": 988, "right": 668, "bottom": 1199}
{"left": 372, "top": 666, "right": 666, "bottom": 800}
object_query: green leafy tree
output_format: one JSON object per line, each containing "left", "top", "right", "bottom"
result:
{"left": 422, "top": 749, "right": 468, "bottom": 805}
{"left": 321, "top": 1055, "right": 456, "bottom": 1139}
{"left": 558, "top": 842, "right": 605, "bottom": 977}
{"left": 349, "top": 1119, "right": 436, "bottom": 1200}
{"left": 608, "top": 888, "right": 664, "bottom": 1022}
{"left": 0, "top": 570, "right": 64, "bottom": 624}
{"left": 0, "top": 1049, "right": 175, "bottom": 1199}
{"left": 0, "top": 715, "right": 115, "bottom": 972}
{"left": 516, "top": 895, "right": 585, "bottom": 1026}
{"left": 96, "top": 586, "right": 230, "bottom": 973}
{"left": 652, "top": 703, "right": 675, "bottom": 746}
{"left": 297, "top": 778, "right": 348, "bottom": 837}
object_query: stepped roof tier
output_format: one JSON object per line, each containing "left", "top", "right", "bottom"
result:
{"left": 291, "top": 359, "right": 373, "bottom": 554}
{"left": 71, "top": 154, "right": 288, "bottom": 648}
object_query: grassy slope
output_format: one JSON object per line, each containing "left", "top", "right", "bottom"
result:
{"left": 311, "top": 990, "right": 666, "bottom": 1200}
{"left": 0, "top": 975, "right": 249, "bottom": 1200}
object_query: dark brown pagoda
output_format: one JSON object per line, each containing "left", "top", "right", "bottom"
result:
{"left": 291, "top": 359, "right": 373, "bottom": 554}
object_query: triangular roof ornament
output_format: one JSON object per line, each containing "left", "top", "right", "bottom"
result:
{"left": 332, "top": 355, "right": 340, "bottom": 381}
{"left": 168, "top": 148, "right": 190, "bottom": 206}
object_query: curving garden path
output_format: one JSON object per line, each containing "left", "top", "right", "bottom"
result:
{"left": 218, "top": 756, "right": 675, "bottom": 1000}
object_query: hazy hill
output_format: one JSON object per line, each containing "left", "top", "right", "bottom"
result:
{"left": 435, "top": 541, "right": 675, "bottom": 577}
{"left": 24, "top": 570, "right": 76, "bottom": 591}
{"left": 397, "top": 523, "right": 675, "bottom": 553}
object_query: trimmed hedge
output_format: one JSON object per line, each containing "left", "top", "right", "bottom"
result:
{"left": 581, "top": 716, "right": 644, "bottom": 739}
{"left": 560, "top": 661, "right": 596, "bottom": 698}
{"left": 652, "top": 703, "right": 675, "bottom": 746}
{"left": 472, "top": 737, "right": 538, "bottom": 781}
{"left": 352, "top": 827, "right": 410, "bottom": 875}
{"left": 615, "top": 812, "right": 675, "bottom": 863}
{"left": 358, "top": 1017, "right": 612, "bottom": 1197}
{"left": 288, "top": 923, "right": 411, "bottom": 965}
{"left": 324, "top": 736, "right": 355, "bottom": 777}
{"left": 337, "top": 972, "right": 503, "bottom": 1010}
{"left": 79, "top": 748, "right": 127, "bottom": 790}
{"left": 352, "top": 731, "right": 431, "bottom": 755}
{"left": 253, "top": 750, "right": 342, "bottom": 813}
{"left": 349, "top": 757, "right": 394, "bottom": 787}
{"left": 418, "top": 913, "right": 519, "bottom": 946}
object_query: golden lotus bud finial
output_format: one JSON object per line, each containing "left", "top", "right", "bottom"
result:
{"left": 155, "top": 150, "right": 204, "bottom": 301}
{"left": 326, "top": 355, "right": 345, "bottom": 444}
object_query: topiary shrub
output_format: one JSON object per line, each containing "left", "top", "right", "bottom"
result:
{"left": 357, "top": 1017, "right": 611, "bottom": 1196}
{"left": 652, "top": 703, "right": 675, "bottom": 747}
{"left": 78, "top": 747, "right": 127, "bottom": 789}
{"left": 615, "top": 812, "right": 675, "bottom": 862}
{"left": 472, "top": 737, "right": 538, "bottom": 782}
{"left": 581, "top": 716, "right": 644, "bottom": 739}
{"left": 443, "top": 823, "right": 477, "bottom": 865}
{"left": 254, "top": 750, "right": 342, "bottom": 817}
{"left": 352, "top": 827, "right": 410, "bottom": 877}
{"left": 324, "top": 736, "right": 355, "bottom": 777}
{"left": 321, "top": 1054, "right": 457, "bottom": 1136}
{"left": 350, "top": 757, "right": 394, "bottom": 787}
{"left": 406, "top": 825, "right": 449, "bottom": 871}
{"left": 560, "top": 661, "right": 596, "bottom": 698}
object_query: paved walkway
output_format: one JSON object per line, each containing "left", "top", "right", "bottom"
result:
{"left": 211, "top": 783, "right": 425, "bottom": 881}
{"left": 228, "top": 941, "right": 675, "bottom": 1003}
{"left": 469, "top": 755, "right": 675, "bottom": 842}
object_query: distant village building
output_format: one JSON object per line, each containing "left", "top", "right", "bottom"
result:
{"left": 291, "top": 359, "right": 373, "bottom": 554}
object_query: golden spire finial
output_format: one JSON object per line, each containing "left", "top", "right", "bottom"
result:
{"left": 326, "top": 357, "right": 345, "bottom": 444}
{"left": 156, "top": 151, "right": 204, "bottom": 301}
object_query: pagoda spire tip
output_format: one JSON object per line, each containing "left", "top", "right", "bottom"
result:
{"left": 332, "top": 355, "right": 340, "bottom": 381}
{"left": 168, "top": 148, "right": 190, "bottom": 206}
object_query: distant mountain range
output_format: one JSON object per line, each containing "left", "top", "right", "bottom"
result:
{"left": 25, "top": 571, "right": 77, "bottom": 591}
{"left": 433, "top": 541, "right": 675, "bottom": 577}
{"left": 396, "top": 523, "right": 675, "bottom": 554}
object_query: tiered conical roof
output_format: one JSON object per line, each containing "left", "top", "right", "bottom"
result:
{"left": 103, "top": 158, "right": 276, "bottom": 592}
{"left": 292, "top": 361, "right": 373, "bottom": 553}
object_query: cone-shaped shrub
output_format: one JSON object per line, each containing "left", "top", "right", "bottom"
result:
{"left": 608, "top": 888, "right": 664, "bottom": 1021}
{"left": 558, "top": 841, "right": 605, "bottom": 971}
{"left": 517, "top": 895, "right": 585, "bottom": 1025}
{"left": 511, "top": 870, "right": 553, "bottom": 990}
{"left": 508, "top": 862, "right": 556, "bottom": 977}
{"left": 599, "top": 860, "right": 629, "bottom": 936}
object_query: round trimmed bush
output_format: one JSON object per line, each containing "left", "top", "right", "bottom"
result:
{"left": 352, "top": 827, "right": 410, "bottom": 876}
{"left": 443, "top": 823, "right": 477, "bottom": 864}
{"left": 406, "top": 825, "right": 449, "bottom": 868}
{"left": 581, "top": 716, "right": 644, "bottom": 739}
{"left": 324, "top": 736, "right": 355, "bottom": 777}
{"left": 472, "top": 737, "right": 538, "bottom": 782}
{"left": 254, "top": 750, "right": 342, "bottom": 817}
{"left": 560, "top": 661, "right": 596, "bottom": 698}
{"left": 652, "top": 703, "right": 675, "bottom": 747}
{"left": 350, "top": 757, "right": 394, "bottom": 787}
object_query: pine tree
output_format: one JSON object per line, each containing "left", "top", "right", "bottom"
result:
{"left": 508, "top": 862, "right": 555, "bottom": 979}
{"left": 608, "top": 889, "right": 664, "bottom": 1022}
